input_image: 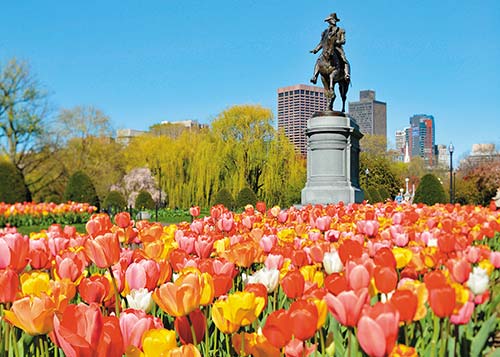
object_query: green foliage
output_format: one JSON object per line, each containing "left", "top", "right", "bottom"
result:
{"left": 413, "top": 174, "right": 447, "bottom": 205}
{"left": 360, "top": 153, "right": 401, "bottom": 199}
{"left": 135, "top": 190, "right": 155, "bottom": 210}
{"left": 236, "top": 187, "right": 258, "bottom": 209}
{"left": 64, "top": 171, "right": 100, "bottom": 209}
{"left": 362, "top": 187, "right": 371, "bottom": 202}
{"left": 377, "top": 187, "right": 391, "bottom": 201}
{"left": 103, "top": 190, "right": 127, "bottom": 211}
{"left": 212, "top": 188, "right": 235, "bottom": 210}
{"left": 0, "top": 161, "right": 31, "bottom": 203}
{"left": 366, "top": 187, "right": 382, "bottom": 203}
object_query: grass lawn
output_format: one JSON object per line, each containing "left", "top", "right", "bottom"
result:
{"left": 15, "top": 223, "right": 87, "bottom": 235}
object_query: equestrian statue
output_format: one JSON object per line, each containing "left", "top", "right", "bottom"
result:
{"left": 310, "top": 12, "right": 351, "bottom": 113}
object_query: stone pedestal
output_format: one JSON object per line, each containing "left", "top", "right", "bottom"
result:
{"left": 301, "top": 112, "right": 364, "bottom": 205}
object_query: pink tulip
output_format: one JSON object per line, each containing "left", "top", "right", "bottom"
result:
{"left": 347, "top": 263, "right": 371, "bottom": 291}
{"left": 315, "top": 216, "right": 332, "bottom": 232}
{"left": 3, "top": 233, "right": 29, "bottom": 272}
{"left": 393, "top": 233, "right": 409, "bottom": 247}
{"left": 29, "top": 238, "right": 52, "bottom": 269}
{"left": 489, "top": 251, "right": 500, "bottom": 268}
{"left": 277, "top": 211, "right": 288, "bottom": 223}
{"left": 259, "top": 234, "right": 277, "bottom": 253}
{"left": 265, "top": 254, "right": 284, "bottom": 270}
{"left": 357, "top": 303, "right": 399, "bottom": 357}
{"left": 119, "top": 308, "right": 163, "bottom": 350}
{"left": 55, "top": 255, "right": 85, "bottom": 282}
{"left": 125, "top": 259, "right": 160, "bottom": 291}
{"left": 324, "top": 230, "right": 340, "bottom": 242}
{"left": 325, "top": 288, "right": 369, "bottom": 327}
{"left": 190, "top": 220, "right": 204, "bottom": 235}
{"left": 284, "top": 339, "right": 317, "bottom": 357}
{"left": 450, "top": 301, "right": 474, "bottom": 325}
{"left": 448, "top": 259, "right": 471, "bottom": 284}
{"left": 47, "top": 236, "right": 70, "bottom": 256}
{"left": 195, "top": 235, "right": 214, "bottom": 258}
{"left": 0, "top": 239, "right": 11, "bottom": 269}
{"left": 175, "top": 231, "right": 195, "bottom": 254}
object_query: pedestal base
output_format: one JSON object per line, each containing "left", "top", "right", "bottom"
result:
{"left": 301, "top": 113, "right": 364, "bottom": 205}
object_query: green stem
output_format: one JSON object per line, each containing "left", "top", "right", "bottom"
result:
{"left": 439, "top": 318, "right": 449, "bottom": 357}
{"left": 273, "top": 288, "right": 277, "bottom": 313}
{"left": 204, "top": 308, "right": 210, "bottom": 356}
{"left": 319, "top": 327, "right": 325, "bottom": 354}
{"left": 187, "top": 315, "right": 198, "bottom": 346}
{"left": 108, "top": 267, "right": 121, "bottom": 317}
{"left": 430, "top": 315, "right": 440, "bottom": 357}
{"left": 404, "top": 323, "right": 409, "bottom": 346}
{"left": 226, "top": 333, "right": 231, "bottom": 356}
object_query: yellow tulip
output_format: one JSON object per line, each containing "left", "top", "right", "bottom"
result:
{"left": 300, "top": 265, "right": 324, "bottom": 288}
{"left": 20, "top": 271, "right": 51, "bottom": 297}
{"left": 142, "top": 329, "right": 177, "bottom": 357}
{"left": 392, "top": 247, "right": 413, "bottom": 269}
{"left": 212, "top": 292, "right": 265, "bottom": 333}
{"left": 478, "top": 259, "right": 494, "bottom": 275}
{"left": 200, "top": 272, "right": 215, "bottom": 306}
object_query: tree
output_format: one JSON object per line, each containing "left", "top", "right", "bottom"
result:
{"left": 103, "top": 190, "right": 127, "bottom": 211}
{"left": 0, "top": 58, "right": 50, "bottom": 198}
{"left": 360, "top": 134, "right": 388, "bottom": 157}
{"left": 360, "top": 152, "right": 401, "bottom": 199}
{"left": 135, "top": 190, "right": 155, "bottom": 210}
{"left": 54, "top": 106, "right": 125, "bottom": 202}
{"left": 211, "top": 105, "right": 274, "bottom": 194}
{"left": 64, "top": 171, "right": 100, "bottom": 208}
{"left": 0, "top": 161, "right": 30, "bottom": 203}
{"left": 413, "top": 174, "right": 447, "bottom": 205}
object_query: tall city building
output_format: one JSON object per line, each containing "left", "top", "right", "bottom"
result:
{"left": 394, "top": 127, "right": 411, "bottom": 162}
{"left": 348, "top": 90, "right": 387, "bottom": 137}
{"left": 277, "top": 84, "right": 327, "bottom": 156}
{"left": 436, "top": 144, "right": 450, "bottom": 167}
{"left": 409, "top": 114, "right": 437, "bottom": 167}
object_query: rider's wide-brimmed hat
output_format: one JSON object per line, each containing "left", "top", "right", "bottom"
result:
{"left": 324, "top": 13, "right": 340, "bottom": 22}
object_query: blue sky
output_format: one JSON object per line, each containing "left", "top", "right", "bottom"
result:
{"left": 1, "top": 0, "right": 499, "bottom": 161}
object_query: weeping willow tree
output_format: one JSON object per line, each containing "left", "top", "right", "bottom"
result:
{"left": 123, "top": 105, "right": 306, "bottom": 208}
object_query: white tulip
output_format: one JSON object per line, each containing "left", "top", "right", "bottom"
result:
{"left": 467, "top": 266, "right": 489, "bottom": 295}
{"left": 323, "top": 251, "right": 343, "bottom": 274}
{"left": 126, "top": 288, "right": 154, "bottom": 313}
{"left": 245, "top": 267, "right": 280, "bottom": 292}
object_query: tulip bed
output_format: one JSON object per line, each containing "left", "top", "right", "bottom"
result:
{"left": 0, "top": 202, "right": 499, "bottom": 357}
{"left": 0, "top": 202, "right": 97, "bottom": 228}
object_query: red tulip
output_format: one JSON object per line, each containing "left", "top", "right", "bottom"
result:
{"left": 389, "top": 289, "right": 418, "bottom": 323}
{"left": 357, "top": 302, "right": 399, "bottom": 357}
{"left": 28, "top": 238, "right": 52, "bottom": 269}
{"left": 324, "top": 273, "right": 348, "bottom": 296}
{"left": 0, "top": 268, "right": 18, "bottom": 303}
{"left": 338, "top": 239, "right": 363, "bottom": 264}
{"left": 50, "top": 303, "right": 124, "bottom": 357}
{"left": 114, "top": 212, "right": 131, "bottom": 228}
{"left": 281, "top": 269, "right": 305, "bottom": 299}
{"left": 325, "top": 288, "right": 369, "bottom": 327}
{"left": 255, "top": 201, "right": 266, "bottom": 214}
{"left": 85, "top": 232, "right": 121, "bottom": 268}
{"left": 428, "top": 284, "right": 456, "bottom": 318}
{"left": 3, "top": 233, "right": 29, "bottom": 272}
{"left": 288, "top": 299, "right": 318, "bottom": 341}
{"left": 175, "top": 308, "right": 206, "bottom": 345}
{"left": 79, "top": 275, "right": 111, "bottom": 304}
{"left": 189, "top": 206, "right": 201, "bottom": 217}
{"left": 373, "top": 247, "right": 396, "bottom": 269}
{"left": 374, "top": 265, "right": 398, "bottom": 294}
{"left": 244, "top": 283, "right": 268, "bottom": 309}
{"left": 262, "top": 309, "right": 293, "bottom": 348}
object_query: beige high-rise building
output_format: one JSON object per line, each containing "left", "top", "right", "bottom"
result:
{"left": 348, "top": 90, "right": 387, "bottom": 138}
{"left": 277, "top": 84, "right": 327, "bottom": 156}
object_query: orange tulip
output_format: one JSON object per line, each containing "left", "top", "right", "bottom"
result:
{"left": 166, "top": 344, "right": 201, "bottom": 357}
{"left": 85, "top": 232, "right": 121, "bottom": 268}
{"left": 153, "top": 272, "right": 201, "bottom": 317}
{"left": 288, "top": 299, "right": 319, "bottom": 341}
{"left": 4, "top": 295, "right": 56, "bottom": 335}
{"left": 0, "top": 268, "right": 18, "bottom": 303}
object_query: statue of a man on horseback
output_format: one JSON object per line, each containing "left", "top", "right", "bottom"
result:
{"left": 310, "top": 12, "right": 351, "bottom": 112}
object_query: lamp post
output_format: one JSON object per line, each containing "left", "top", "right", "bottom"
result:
{"left": 365, "top": 168, "right": 370, "bottom": 187}
{"left": 448, "top": 143, "right": 454, "bottom": 203}
{"left": 404, "top": 177, "right": 410, "bottom": 202}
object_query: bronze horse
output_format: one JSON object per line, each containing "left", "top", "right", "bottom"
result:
{"left": 316, "top": 49, "right": 350, "bottom": 112}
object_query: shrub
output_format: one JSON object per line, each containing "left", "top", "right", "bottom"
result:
{"left": 103, "top": 190, "right": 127, "bottom": 211}
{"left": 135, "top": 190, "right": 156, "bottom": 210}
{"left": 366, "top": 187, "right": 382, "bottom": 203}
{"left": 362, "top": 187, "right": 371, "bottom": 203}
{"left": 236, "top": 187, "right": 258, "bottom": 209}
{"left": 64, "top": 171, "right": 100, "bottom": 209}
{"left": 212, "top": 188, "right": 235, "bottom": 210}
{"left": 413, "top": 174, "right": 447, "bottom": 205}
{"left": 0, "top": 161, "right": 31, "bottom": 203}
{"left": 378, "top": 187, "right": 391, "bottom": 202}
